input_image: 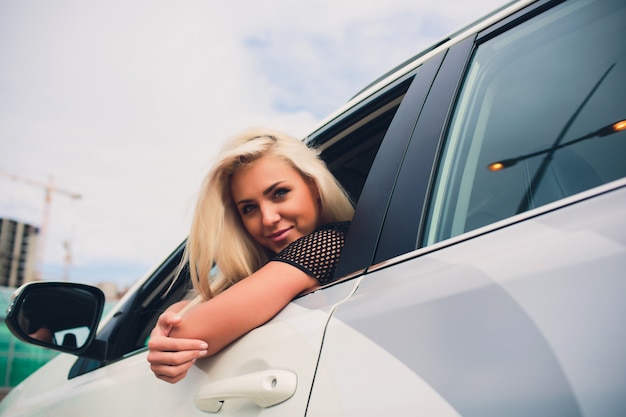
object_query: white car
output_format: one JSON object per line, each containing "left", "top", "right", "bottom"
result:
{"left": 3, "top": 0, "right": 626, "bottom": 415}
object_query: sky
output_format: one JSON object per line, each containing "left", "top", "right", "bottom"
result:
{"left": 0, "top": 0, "right": 510, "bottom": 290}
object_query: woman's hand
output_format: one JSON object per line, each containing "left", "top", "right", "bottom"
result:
{"left": 147, "top": 310, "right": 208, "bottom": 384}
{"left": 148, "top": 263, "right": 317, "bottom": 383}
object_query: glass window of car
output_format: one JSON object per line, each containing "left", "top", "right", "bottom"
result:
{"left": 423, "top": 0, "right": 626, "bottom": 245}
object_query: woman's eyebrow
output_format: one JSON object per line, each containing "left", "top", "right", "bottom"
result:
{"left": 235, "top": 181, "right": 286, "bottom": 206}
{"left": 262, "top": 181, "right": 285, "bottom": 196}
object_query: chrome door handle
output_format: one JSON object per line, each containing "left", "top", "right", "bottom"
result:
{"left": 194, "top": 369, "right": 297, "bottom": 413}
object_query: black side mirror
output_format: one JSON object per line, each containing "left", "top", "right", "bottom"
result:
{"left": 5, "top": 282, "right": 105, "bottom": 356}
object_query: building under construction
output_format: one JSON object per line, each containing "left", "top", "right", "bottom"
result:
{"left": 0, "top": 218, "right": 38, "bottom": 288}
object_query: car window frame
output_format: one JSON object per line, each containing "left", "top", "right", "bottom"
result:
{"left": 372, "top": 36, "right": 475, "bottom": 264}
{"left": 333, "top": 54, "right": 444, "bottom": 278}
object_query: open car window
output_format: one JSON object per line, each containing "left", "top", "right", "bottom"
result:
{"left": 308, "top": 76, "right": 413, "bottom": 203}
{"left": 68, "top": 71, "right": 414, "bottom": 378}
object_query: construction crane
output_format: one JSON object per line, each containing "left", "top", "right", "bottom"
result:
{"left": 0, "top": 170, "right": 82, "bottom": 280}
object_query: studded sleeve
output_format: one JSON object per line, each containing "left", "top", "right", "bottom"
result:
{"left": 271, "top": 221, "right": 350, "bottom": 285}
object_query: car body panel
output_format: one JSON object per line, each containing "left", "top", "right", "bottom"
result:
{"left": 310, "top": 180, "right": 626, "bottom": 416}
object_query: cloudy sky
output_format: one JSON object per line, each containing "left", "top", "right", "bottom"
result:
{"left": 0, "top": 0, "right": 509, "bottom": 289}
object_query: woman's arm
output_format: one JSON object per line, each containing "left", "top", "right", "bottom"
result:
{"left": 148, "top": 261, "right": 317, "bottom": 383}
{"left": 169, "top": 260, "right": 318, "bottom": 356}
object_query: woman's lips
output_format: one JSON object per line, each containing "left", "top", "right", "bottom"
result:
{"left": 267, "top": 227, "right": 292, "bottom": 243}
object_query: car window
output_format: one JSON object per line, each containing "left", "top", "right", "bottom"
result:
{"left": 68, "top": 72, "right": 414, "bottom": 378}
{"left": 309, "top": 75, "right": 414, "bottom": 203}
{"left": 423, "top": 0, "right": 626, "bottom": 245}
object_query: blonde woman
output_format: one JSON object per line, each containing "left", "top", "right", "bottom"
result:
{"left": 147, "top": 129, "right": 354, "bottom": 383}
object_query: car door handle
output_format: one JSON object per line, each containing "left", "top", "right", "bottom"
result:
{"left": 194, "top": 369, "right": 297, "bottom": 413}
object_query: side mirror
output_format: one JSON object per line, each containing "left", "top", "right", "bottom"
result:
{"left": 5, "top": 281, "right": 105, "bottom": 356}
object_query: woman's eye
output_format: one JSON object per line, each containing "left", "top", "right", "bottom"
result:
{"left": 273, "top": 188, "right": 289, "bottom": 199}
{"left": 241, "top": 204, "right": 256, "bottom": 215}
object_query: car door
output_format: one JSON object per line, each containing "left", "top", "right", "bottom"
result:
{"left": 308, "top": 0, "right": 626, "bottom": 415}
{"left": 2, "top": 274, "right": 359, "bottom": 417}
{"left": 11, "top": 285, "right": 359, "bottom": 417}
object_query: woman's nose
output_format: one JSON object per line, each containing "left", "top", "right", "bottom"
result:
{"left": 260, "top": 205, "right": 281, "bottom": 226}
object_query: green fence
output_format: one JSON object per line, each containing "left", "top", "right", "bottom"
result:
{"left": 0, "top": 323, "right": 58, "bottom": 388}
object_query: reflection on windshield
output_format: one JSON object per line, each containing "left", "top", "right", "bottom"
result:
{"left": 485, "top": 63, "right": 621, "bottom": 212}
{"left": 487, "top": 118, "right": 626, "bottom": 172}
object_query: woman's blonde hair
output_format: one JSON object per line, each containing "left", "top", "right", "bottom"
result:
{"left": 184, "top": 128, "right": 354, "bottom": 300}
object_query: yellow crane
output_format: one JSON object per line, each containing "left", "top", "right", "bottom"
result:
{"left": 0, "top": 170, "right": 82, "bottom": 280}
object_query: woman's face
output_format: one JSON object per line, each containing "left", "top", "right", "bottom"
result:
{"left": 231, "top": 155, "right": 321, "bottom": 253}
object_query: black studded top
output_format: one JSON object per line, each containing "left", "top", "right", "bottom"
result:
{"left": 271, "top": 221, "right": 350, "bottom": 285}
